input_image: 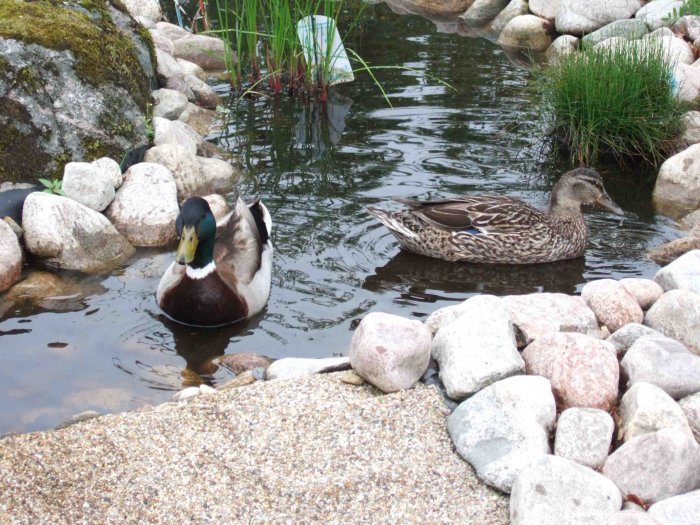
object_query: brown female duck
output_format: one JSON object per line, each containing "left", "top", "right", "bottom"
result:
{"left": 367, "top": 168, "right": 624, "bottom": 264}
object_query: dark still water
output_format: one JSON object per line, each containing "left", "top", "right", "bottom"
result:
{"left": 0, "top": 9, "right": 682, "bottom": 434}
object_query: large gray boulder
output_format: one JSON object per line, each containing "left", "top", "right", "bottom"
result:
{"left": 529, "top": 0, "right": 561, "bottom": 20}
{"left": 679, "top": 392, "right": 700, "bottom": 442}
{"left": 144, "top": 144, "right": 202, "bottom": 201}
{"left": 510, "top": 455, "right": 622, "bottom": 525}
{"left": 648, "top": 489, "right": 700, "bottom": 525}
{"left": 61, "top": 162, "right": 115, "bottom": 212}
{"left": 556, "top": 0, "right": 643, "bottom": 35}
{"left": 382, "top": 0, "right": 476, "bottom": 19}
{"left": 121, "top": 0, "right": 163, "bottom": 23}
{"left": 655, "top": 250, "right": 700, "bottom": 294}
{"left": 680, "top": 207, "right": 700, "bottom": 231}
{"left": 176, "top": 58, "right": 208, "bottom": 81}
{"left": 608, "top": 511, "right": 659, "bottom": 524}
{"left": 431, "top": 295, "right": 523, "bottom": 400}
{"left": 498, "top": 15, "right": 554, "bottom": 52}
{"left": 489, "top": 0, "right": 529, "bottom": 34}
{"left": 621, "top": 335, "right": 700, "bottom": 399}
{"left": 180, "top": 73, "right": 220, "bottom": 109}
{"left": 618, "top": 382, "right": 694, "bottom": 442}
{"left": 447, "top": 375, "right": 556, "bottom": 493}
{"left": 152, "top": 117, "right": 199, "bottom": 157}
{"left": 151, "top": 88, "right": 189, "bottom": 120}
{"left": 265, "top": 357, "right": 350, "bottom": 380}
{"left": 22, "top": 192, "right": 134, "bottom": 272}
{"left": 172, "top": 34, "right": 228, "bottom": 71}
{"left": 581, "top": 19, "right": 649, "bottom": 47}
{"left": 675, "top": 62, "right": 700, "bottom": 102}
{"left": 196, "top": 157, "right": 239, "bottom": 194}
{"left": 554, "top": 407, "right": 614, "bottom": 469}
{"left": 602, "top": 429, "right": 700, "bottom": 504}
{"left": 149, "top": 29, "right": 174, "bottom": 54}
{"left": 522, "top": 332, "right": 619, "bottom": 411}
{"left": 545, "top": 35, "right": 580, "bottom": 65}
{"left": 654, "top": 143, "right": 700, "bottom": 211}
{"left": 424, "top": 300, "right": 472, "bottom": 336}
{"left": 460, "top": 0, "right": 510, "bottom": 27}
{"left": 645, "top": 290, "right": 700, "bottom": 355}
{"left": 675, "top": 15, "right": 700, "bottom": 41}
{"left": 619, "top": 278, "right": 664, "bottom": 310}
{"left": 606, "top": 323, "right": 664, "bottom": 357}
{"left": 155, "top": 21, "right": 190, "bottom": 42}
{"left": 105, "top": 163, "right": 179, "bottom": 247}
{"left": 635, "top": 0, "right": 685, "bottom": 31}
{"left": 350, "top": 312, "right": 432, "bottom": 393}
{"left": 91, "top": 157, "right": 123, "bottom": 189}
{"left": 501, "top": 293, "right": 599, "bottom": 346}
{"left": 595, "top": 34, "right": 694, "bottom": 65}
{"left": 0, "top": 220, "right": 22, "bottom": 292}
{"left": 0, "top": 1, "right": 154, "bottom": 183}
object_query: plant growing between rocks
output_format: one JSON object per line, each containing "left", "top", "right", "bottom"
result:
{"left": 38, "top": 177, "right": 65, "bottom": 196}
{"left": 664, "top": 0, "right": 700, "bottom": 24}
{"left": 537, "top": 39, "right": 688, "bottom": 166}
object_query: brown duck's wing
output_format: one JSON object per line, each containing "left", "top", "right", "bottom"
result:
{"left": 214, "top": 198, "right": 263, "bottom": 289}
{"left": 396, "top": 195, "right": 548, "bottom": 234}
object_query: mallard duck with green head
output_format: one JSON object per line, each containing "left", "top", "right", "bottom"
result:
{"left": 368, "top": 168, "right": 624, "bottom": 264}
{"left": 157, "top": 196, "right": 272, "bottom": 326}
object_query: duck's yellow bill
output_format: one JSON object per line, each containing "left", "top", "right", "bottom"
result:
{"left": 175, "top": 226, "right": 198, "bottom": 264}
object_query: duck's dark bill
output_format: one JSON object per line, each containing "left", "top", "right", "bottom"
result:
{"left": 596, "top": 193, "right": 624, "bottom": 216}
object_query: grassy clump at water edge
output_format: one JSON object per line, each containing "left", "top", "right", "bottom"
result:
{"left": 538, "top": 40, "right": 688, "bottom": 166}
{"left": 209, "top": 0, "right": 368, "bottom": 98}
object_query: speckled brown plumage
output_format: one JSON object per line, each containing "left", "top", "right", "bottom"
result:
{"left": 368, "top": 168, "right": 623, "bottom": 265}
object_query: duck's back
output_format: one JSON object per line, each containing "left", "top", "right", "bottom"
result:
{"left": 369, "top": 195, "right": 589, "bottom": 264}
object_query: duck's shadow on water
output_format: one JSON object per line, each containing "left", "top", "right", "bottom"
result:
{"left": 362, "top": 250, "right": 587, "bottom": 301}
{"left": 114, "top": 312, "right": 263, "bottom": 391}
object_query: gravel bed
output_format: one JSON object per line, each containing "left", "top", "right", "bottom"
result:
{"left": 0, "top": 373, "right": 508, "bottom": 524}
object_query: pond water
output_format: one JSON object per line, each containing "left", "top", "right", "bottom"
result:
{"left": 0, "top": 8, "right": 683, "bottom": 434}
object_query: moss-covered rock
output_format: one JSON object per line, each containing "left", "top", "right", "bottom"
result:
{"left": 0, "top": 0, "right": 156, "bottom": 182}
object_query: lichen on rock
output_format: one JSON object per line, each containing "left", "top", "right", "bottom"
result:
{"left": 0, "top": 0, "right": 156, "bottom": 182}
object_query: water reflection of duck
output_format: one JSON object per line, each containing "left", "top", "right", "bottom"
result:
{"left": 368, "top": 168, "right": 624, "bottom": 264}
{"left": 363, "top": 250, "right": 586, "bottom": 299}
{"left": 157, "top": 196, "right": 273, "bottom": 327}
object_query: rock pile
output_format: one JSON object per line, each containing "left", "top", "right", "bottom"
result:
{"left": 248, "top": 253, "right": 700, "bottom": 523}
{"left": 0, "top": 0, "right": 239, "bottom": 285}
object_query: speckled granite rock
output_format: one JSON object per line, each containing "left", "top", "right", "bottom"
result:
{"left": 554, "top": 407, "right": 614, "bottom": 469}
{"left": 522, "top": 332, "right": 618, "bottom": 410}
{"left": 510, "top": 454, "right": 622, "bottom": 524}
{"left": 602, "top": 428, "right": 700, "bottom": 504}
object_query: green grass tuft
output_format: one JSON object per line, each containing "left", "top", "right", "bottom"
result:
{"left": 538, "top": 39, "right": 688, "bottom": 166}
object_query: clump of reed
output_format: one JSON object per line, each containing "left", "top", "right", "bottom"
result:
{"left": 537, "top": 39, "right": 688, "bottom": 166}
{"left": 209, "top": 0, "right": 367, "bottom": 98}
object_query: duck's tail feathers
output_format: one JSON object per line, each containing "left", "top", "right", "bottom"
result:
{"left": 391, "top": 196, "right": 423, "bottom": 208}
{"left": 247, "top": 197, "right": 272, "bottom": 245}
{"left": 367, "top": 206, "right": 419, "bottom": 241}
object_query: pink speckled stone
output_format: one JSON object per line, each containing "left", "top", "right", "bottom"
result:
{"left": 522, "top": 332, "right": 619, "bottom": 411}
